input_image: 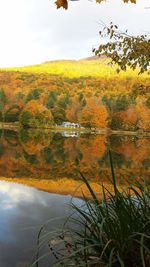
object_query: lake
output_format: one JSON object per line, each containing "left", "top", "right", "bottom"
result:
{"left": 0, "top": 181, "right": 80, "bottom": 267}
{"left": 0, "top": 129, "right": 150, "bottom": 266}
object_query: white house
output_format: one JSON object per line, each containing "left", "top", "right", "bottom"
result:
{"left": 61, "top": 121, "right": 82, "bottom": 128}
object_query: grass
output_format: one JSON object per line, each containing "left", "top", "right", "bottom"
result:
{"left": 31, "top": 151, "right": 150, "bottom": 267}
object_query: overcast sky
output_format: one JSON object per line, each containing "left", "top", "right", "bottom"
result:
{"left": 0, "top": 0, "right": 149, "bottom": 67}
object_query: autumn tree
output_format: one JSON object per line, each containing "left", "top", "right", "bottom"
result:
{"left": 94, "top": 23, "right": 150, "bottom": 74}
{"left": 136, "top": 104, "right": 150, "bottom": 130}
{"left": 20, "top": 100, "right": 54, "bottom": 127}
{"left": 79, "top": 97, "right": 108, "bottom": 128}
{"left": 110, "top": 107, "right": 138, "bottom": 130}
{"left": 52, "top": 106, "right": 66, "bottom": 124}
{"left": 66, "top": 95, "right": 82, "bottom": 122}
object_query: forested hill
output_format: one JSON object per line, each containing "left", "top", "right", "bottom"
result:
{"left": 0, "top": 58, "right": 149, "bottom": 130}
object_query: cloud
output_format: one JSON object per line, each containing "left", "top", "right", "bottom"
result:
{"left": 0, "top": 0, "right": 149, "bottom": 67}
{"left": 0, "top": 181, "right": 47, "bottom": 207}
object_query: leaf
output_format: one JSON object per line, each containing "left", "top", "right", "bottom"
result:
{"left": 96, "top": 0, "right": 104, "bottom": 3}
{"left": 55, "top": 0, "right": 68, "bottom": 10}
{"left": 123, "top": 0, "right": 136, "bottom": 3}
{"left": 55, "top": 0, "right": 136, "bottom": 10}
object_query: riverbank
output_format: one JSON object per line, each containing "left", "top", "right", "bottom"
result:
{"left": 0, "top": 122, "right": 150, "bottom": 137}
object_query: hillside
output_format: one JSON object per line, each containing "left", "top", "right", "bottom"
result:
{"left": 0, "top": 58, "right": 150, "bottom": 130}
{"left": 3, "top": 57, "right": 148, "bottom": 78}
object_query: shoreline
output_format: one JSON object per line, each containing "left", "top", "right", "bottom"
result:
{"left": 0, "top": 122, "right": 150, "bottom": 137}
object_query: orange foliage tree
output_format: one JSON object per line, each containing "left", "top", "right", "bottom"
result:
{"left": 79, "top": 97, "right": 108, "bottom": 128}
{"left": 115, "top": 106, "right": 139, "bottom": 130}
{"left": 136, "top": 104, "right": 150, "bottom": 130}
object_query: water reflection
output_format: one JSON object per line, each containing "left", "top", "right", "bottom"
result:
{"left": 0, "top": 181, "right": 74, "bottom": 267}
{"left": 0, "top": 129, "right": 149, "bottom": 181}
{"left": 0, "top": 129, "right": 149, "bottom": 266}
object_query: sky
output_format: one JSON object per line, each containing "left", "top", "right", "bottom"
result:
{"left": 0, "top": 0, "right": 149, "bottom": 67}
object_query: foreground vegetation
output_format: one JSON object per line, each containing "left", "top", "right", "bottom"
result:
{"left": 31, "top": 153, "right": 150, "bottom": 267}
{"left": 0, "top": 58, "right": 150, "bottom": 130}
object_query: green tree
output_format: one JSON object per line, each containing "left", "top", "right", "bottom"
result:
{"left": 114, "top": 95, "right": 130, "bottom": 112}
{"left": 58, "top": 93, "right": 70, "bottom": 108}
{"left": 110, "top": 115, "right": 123, "bottom": 130}
{"left": 52, "top": 107, "right": 66, "bottom": 124}
{"left": 26, "top": 88, "right": 43, "bottom": 102}
{"left": 46, "top": 91, "right": 57, "bottom": 109}
{"left": 19, "top": 111, "right": 31, "bottom": 127}
{"left": 5, "top": 105, "right": 21, "bottom": 122}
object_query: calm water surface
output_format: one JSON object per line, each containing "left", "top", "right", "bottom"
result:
{"left": 0, "top": 129, "right": 149, "bottom": 181}
{"left": 0, "top": 181, "right": 77, "bottom": 267}
{"left": 0, "top": 129, "right": 149, "bottom": 266}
